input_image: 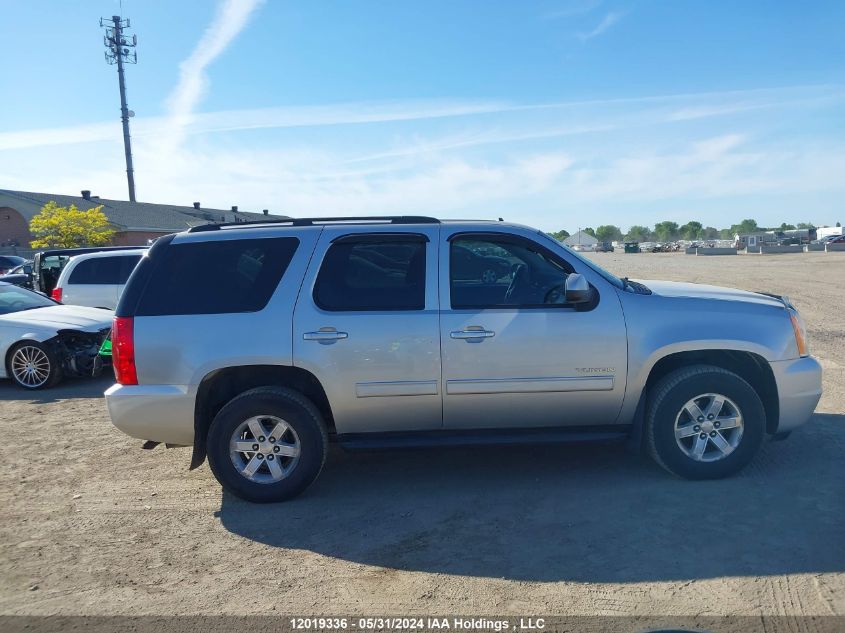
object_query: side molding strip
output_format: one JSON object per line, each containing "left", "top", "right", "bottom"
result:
{"left": 446, "top": 375, "right": 613, "bottom": 395}
{"left": 355, "top": 380, "right": 439, "bottom": 398}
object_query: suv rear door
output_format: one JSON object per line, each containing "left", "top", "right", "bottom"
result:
{"left": 292, "top": 225, "right": 442, "bottom": 435}
{"left": 64, "top": 255, "right": 123, "bottom": 308}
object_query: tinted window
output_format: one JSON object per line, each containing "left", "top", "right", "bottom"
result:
{"left": 135, "top": 237, "right": 299, "bottom": 316}
{"left": 314, "top": 237, "right": 426, "bottom": 311}
{"left": 68, "top": 256, "right": 127, "bottom": 284}
{"left": 450, "top": 236, "right": 573, "bottom": 308}
{"left": 117, "top": 255, "right": 142, "bottom": 283}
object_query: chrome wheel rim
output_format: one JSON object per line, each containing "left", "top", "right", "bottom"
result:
{"left": 481, "top": 269, "right": 498, "bottom": 283}
{"left": 11, "top": 345, "right": 51, "bottom": 388}
{"left": 229, "top": 415, "right": 301, "bottom": 484}
{"left": 675, "top": 393, "right": 744, "bottom": 462}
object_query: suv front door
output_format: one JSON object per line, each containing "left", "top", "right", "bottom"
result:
{"left": 293, "top": 225, "right": 442, "bottom": 435}
{"left": 439, "top": 229, "right": 628, "bottom": 429}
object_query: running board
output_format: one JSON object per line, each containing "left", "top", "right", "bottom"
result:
{"left": 337, "top": 426, "right": 630, "bottom": 450}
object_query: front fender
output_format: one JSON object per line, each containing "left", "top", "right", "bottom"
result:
{"left": 617, "top": 292, "right": 796, "bottom": 424}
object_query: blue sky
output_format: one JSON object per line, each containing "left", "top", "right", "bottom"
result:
{"left": 1, "top": 0, "right": 843, "bottom": 232}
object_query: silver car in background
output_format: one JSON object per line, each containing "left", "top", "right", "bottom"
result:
{"left": 103, "top": 217, "right": 822, "bottom": 502}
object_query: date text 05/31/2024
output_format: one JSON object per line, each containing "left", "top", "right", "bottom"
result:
{"left": 289, "top": 617, "right": 546, "bottom": 631}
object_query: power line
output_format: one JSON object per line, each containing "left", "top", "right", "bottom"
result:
{"left": 101, "top": 15, "right": 138, "bottom": 202}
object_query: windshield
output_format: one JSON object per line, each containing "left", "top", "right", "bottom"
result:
{"left": 537, "top": 231, "right": 625, "bottom": 290}
{"left": 0, "top": 284, "right": 57, "bottom": 315}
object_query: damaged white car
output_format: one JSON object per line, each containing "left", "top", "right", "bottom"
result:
{"left": 0, "top": 281, "right": 112, "bottom": 389}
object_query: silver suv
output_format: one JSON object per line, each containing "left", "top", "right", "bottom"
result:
{"left": 105, "top": 217, "right": 822, "bottom": 502}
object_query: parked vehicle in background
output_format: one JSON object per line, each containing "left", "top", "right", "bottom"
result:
{"left": 0, "top": 281, "right": 112, "bottom": 389}
{"left": 595, "top": 241, "right": 614, "bottom": 253}
{"left": 52, "top": 249, "right": 145, "bottom": 309}
{"left": 450, "top": 244, "right": 512, "bottom": 283}
{"left": 0, "top": 255, "right": 26, "bottom": 275}
{"left": 103, "top": 216, "right": 822, "bottom": 503}
{"left": 32, "top": 246, "right": 147, "bottom": 297}
{"left": 0, "top": 260, "right": 34, "bottom": 290}
{"left": 829, "top": 235, "right": 845, "bottom": 244}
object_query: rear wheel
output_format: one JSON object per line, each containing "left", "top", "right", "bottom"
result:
{"left": 646, "top": 365, "right": 765, "bottom": 479}
{"left": 206, "top": 387, "right": 328, "bottom": 503}
{"left": 7, "top": 341, "right": 62, "bottom": 389}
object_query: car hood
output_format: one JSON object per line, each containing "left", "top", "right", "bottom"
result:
{"left": 0, "top": 305, "right": 113, "bottom": 331}
{"left": 634, "top": 280, "right": 786, "bottom": 308}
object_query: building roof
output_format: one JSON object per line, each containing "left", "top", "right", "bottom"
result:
{"left": 0, "top": 189, "right": 288, "bottom": 232}
{"left": 563, "top": 230, "right": 598, "bottom": 246}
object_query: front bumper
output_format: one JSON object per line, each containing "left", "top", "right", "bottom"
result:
{"left": 770, "top": 356, "right": 823, "bottom": 433}
{"left": 104, "top": 383, "right": 196, "bottom": 446}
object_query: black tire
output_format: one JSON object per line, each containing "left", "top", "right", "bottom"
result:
{"left": 6, "top": 340, "right": 63, "bottom": 390}
{"left": 646, "top": 364, "right": 765, "bottom": 480}
{"left": 206, "top": 386, "right": 328, "bottom": 503}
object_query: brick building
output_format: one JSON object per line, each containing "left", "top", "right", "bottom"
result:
{"left": 0, "top": 189, "right": 288, "bottom": 253}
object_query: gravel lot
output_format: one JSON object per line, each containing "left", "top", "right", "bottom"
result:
{"left": 1, "top": 251, "right": 843, "bottom": 617}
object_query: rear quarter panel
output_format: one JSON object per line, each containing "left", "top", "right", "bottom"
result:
{"left": 132, "top": 227, "right": 322, "bottom": 387}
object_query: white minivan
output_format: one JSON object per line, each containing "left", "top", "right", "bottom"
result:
{"left": 52, "top": 249, "right": 146, "bottom": 309}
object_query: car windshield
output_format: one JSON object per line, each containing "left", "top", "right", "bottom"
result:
{"left": 0, "top": 284, "right": 57, "bottom": 315}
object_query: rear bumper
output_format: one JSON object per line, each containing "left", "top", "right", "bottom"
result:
{"left": 104, "top": 383, "right": 195, "bottom": 445}
{"left": 770, "top": 356, "right": 822, "bottom": 433}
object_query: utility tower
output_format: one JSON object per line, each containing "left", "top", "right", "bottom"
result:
{"left": 101, "top": 15, "right": 138, "bottom": 202}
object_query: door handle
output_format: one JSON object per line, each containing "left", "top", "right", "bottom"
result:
{"left": 303, "top": 330, "right": 348, "bottom": 341}
{"left": 450, "top": 329, "right": 495, "bottom": 340}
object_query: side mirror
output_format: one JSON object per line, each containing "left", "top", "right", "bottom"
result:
{"left": 24, "top": 265, "right": 32, "bottom": 274}
{"left": 565, "top": 273, "right": 591, "bottom": 303}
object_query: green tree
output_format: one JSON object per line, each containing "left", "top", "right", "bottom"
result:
{"left": 549, "top": 229, "right": 570, "bottom": 241}
{"left": 836, "top": 221, "right": 841, "bottom": 227}
{"left": 29, "top": 201, "right": 115, "bottom": 248}
{"left": 719, "top": 228, "right": 734, "bottom": 240}
{"left": 625, "top": 225, "right": 652, "bottom": 241}
{"left": 779, "top": 222, "right": 796, "bottom": 231}
{"left": 679, "top": 221, "right": 704, "bottom": 240}
{"left": 583, "top": 227, "right": 596, "bottom": 238}
{"left": 595, "top": 225, "right": 623, "bottom": 242}
{"left": 796, "top": 222, "right": 816, "bottom": 229}
{"left": 729, "top": 218, "right": 758, "bottom": 235}
{"left": 702, "top": 226, "right": 720, "bottom": 239}
{"left": 653, "top": 220, "right": 679, "bottom": 242}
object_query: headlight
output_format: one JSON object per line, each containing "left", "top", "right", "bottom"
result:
{"left": 787, "top": 307, "right": 809, "bottom": 357}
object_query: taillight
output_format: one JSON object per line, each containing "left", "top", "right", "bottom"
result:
{"left": 51, "top": 287, "right": 63, "bottom": 302}
{"left": 112, "top": 316, "right": 138, "bottom": 385}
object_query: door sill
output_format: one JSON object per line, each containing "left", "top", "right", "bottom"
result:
{"left": 336, "top": 425, "right": 630, "bottom": 450}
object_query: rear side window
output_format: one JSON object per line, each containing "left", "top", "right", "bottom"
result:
{"left": 314, "top": 236, "right": 426, "bottom": 311}
{"left": 69, "top": 256, "right": 127, "bottom": 284}
{"left": 135, "top": 237, "right": 298, "bottom": 316}
{"left": 117, "top": 255, "right": 142, "bottom": 283}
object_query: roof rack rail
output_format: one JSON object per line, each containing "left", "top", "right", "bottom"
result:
{"left": 188, "top": 215, "right": 440, "bottom": 233}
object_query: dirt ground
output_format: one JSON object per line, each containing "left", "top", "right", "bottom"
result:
{"left": 1, "top": 251, "right": 843, "bottom": 617}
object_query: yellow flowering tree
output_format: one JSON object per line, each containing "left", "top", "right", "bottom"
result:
{"left": 29, "top": 201, "right": 115, "bottom": 248}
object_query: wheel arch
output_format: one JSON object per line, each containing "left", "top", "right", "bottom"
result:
{"left": 643, "top": 350, "right": 779, "bottom": 435}
{"left": 190, "top": 364, "right": 334, "bottom": 470}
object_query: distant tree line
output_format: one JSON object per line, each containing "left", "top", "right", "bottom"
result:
{"left": 549, "top": 219, "right": 835, "bottom": 243}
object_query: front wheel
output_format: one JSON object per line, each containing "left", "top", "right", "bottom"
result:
{"left": 646, "top": 365, "right": 765, "bottom": 479}
{"left": 206, "top": 387, "right": 328, "bottom": 503}
{"left": 7, "top": 341, "right": 62, "bottom": 389}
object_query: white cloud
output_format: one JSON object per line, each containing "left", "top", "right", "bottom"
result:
{"left": 163, "top": 0, "right": 265, "bottom": 149}
{"left": 578, "top": 11, "right": 625, "bottom": 41}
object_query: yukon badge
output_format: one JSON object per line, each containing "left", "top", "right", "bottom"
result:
{"left": 576, "top": 367, "right": 615, "bottom": 374}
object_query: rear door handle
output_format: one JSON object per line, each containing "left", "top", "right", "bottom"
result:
{"left": 450, "top": 329, "right": 495, "bottom": 340}
{"left": 303, "top": 330, "right": 348, "bottom": 341}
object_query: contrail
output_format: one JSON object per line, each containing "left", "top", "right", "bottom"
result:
{"left": 164, "top": 0, "right": 264, "bottom": 148}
